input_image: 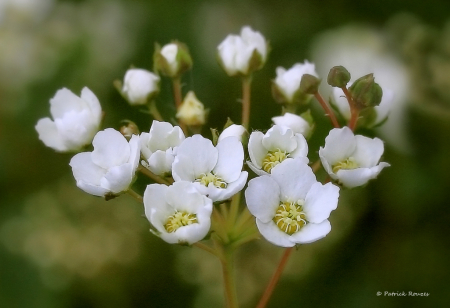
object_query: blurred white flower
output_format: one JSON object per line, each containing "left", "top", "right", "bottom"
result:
{"left": 271, "top": 113, "right": 312, "bottom": 137}
{"left": 140, "top": 121, "right": 185, "bottom": 176}
{"left": 121, "top": 68, "right": 160, "bottom": 105}
{"left": 217, "top": 26, "right": 267, "bottom": 76}
{"left": 144, "top": 181, "right": 213, "bottom": 245}
{"left": 172, "top": 135, "right": 248, "bottom": 202}
{"left": 35, "top": 87, "right": 102, "bottom": 152}
{"left": 319, "top": 127, "right": 390, "bottom": 188}
{"left": 160, "top": 43, "right": 179, "bottom": 76}
{"left": 273, "top": 62, "right": 318, "bottom": 103}
{"left": 176, "top": 91, "right": 206, "bottom": 126}
{"left": 69, "top": 128, "right": 140, "bottom": 197}
{"left": 218, "top": 124, "right": 246, "bottom": 143}
{"left": 245, "top": 158, "right": 339, "bottom": 247}
{"left": 247, "top": 125, "right": 308, "bottom": 176}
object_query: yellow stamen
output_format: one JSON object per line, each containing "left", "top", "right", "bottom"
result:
{"left": 197, "top": 172, "right": 227, "bottom": 188}
{"left": 332, "top": 156, "right": 359, "bottom": 173}
{"left": 273, "top": 200, "right": 307, "bottom": 235}
{"left": 164, "top": 211, "right": 198, "bottom": 233}
{"left": 262, "top": 149, "right": 289, "bottom": 173}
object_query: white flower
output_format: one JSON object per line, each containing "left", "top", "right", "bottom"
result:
{"left": 121, "top": 68, "right": 160, "bottom": 105}
{"left": 319, "top": 127, "right": 390, "bottom": 188}
{"left": 247, "top": 125, "right": 308, "bottom": 176}
{"left": 176, "top": 91, "right": 206, "bottom": 126}
{"left": 140, "top": 121, "right": 185, "bottom": 176}
{"left": 144, "top": 181, "right": 213, "bottom": 245}
{"left": 272, "top": 113, "right": 311, "bottom": 137}
{"left": 35, "top": 87, "right": 102, "bottom": 152}
{"left": 218, "top": 124, "right": 246, "bottom": 143}
{"left": 273, "top": 62, "right": 318, "bottom": 103}
{"left": 172, "top": 135, "right": 248, "bottom": 202}
{"left": 217, "top": 26, "right": 267, "bottom": 76}
{"left": 69, "top": 128, "right": 140, "bottom": 197}
{"left": 160, "top": 43, "right": 179, "bottom": 76}
{"left": 245, "top": 158, "right": 339, "bottom": 247}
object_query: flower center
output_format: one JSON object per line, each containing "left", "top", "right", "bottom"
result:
{"left": 262, "top": 149, "right": 289, "bottom": 173}
{"left": 273, "top": 200, "right": 307, "bottom": 235}
{"left": 332, "top": 156, "right": 359, "bottom": 173}
{"left": 197, "top": 172, "right": 227, "bottom": 188}
{"left": 164, "top": 211, "right": 198, "bottom": 233}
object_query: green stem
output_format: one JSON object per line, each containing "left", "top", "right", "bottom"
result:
{"left": 148, "top": 100, "right": 163, "bottom": 121}
{"left": 241, "top": 76, "right": 253, "bottom": 130}
{"left": 256, "top": 247, "right": 294, "bottom": 308}
{"left": 172, "top": 77, "right": 188, "bottom": 135}
{"left": 126, "top": 189, "right": 143, "bottom": 203}
{"left": 221, "top": 246, "right": 239, "bottom": 308}
{"left": 138, "top": 165, "right": 170, "bottom": 185}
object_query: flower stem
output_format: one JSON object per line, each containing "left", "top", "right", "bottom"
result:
{"left": 126, "top": 189, "right": 143, "bottom": 203}
{"left": 341, "top": 86, "right": 359, "bottom": 131}
{"left": 172, "top": 77, "right": 188, "bottom": 135}
{"left": 314, "top": 93, "right": 340, "bottom": 128}
{"left": 148, "top": 100, "right": 163, "bottom": 121}
{"left": 138, "top": 165, "right": 170, "bottom": 185}
{"left": 221, "top": 245, "right": 239, "bottom": 308}
{"left": 241, "top": 76, "right": 253, "bottom": 130}
{"left": 256, "top": 247, "right": 294, "bottom": 308}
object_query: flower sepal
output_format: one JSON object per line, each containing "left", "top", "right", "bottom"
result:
{"left": 154, "top": 41, "right": 193, "bottom": 79}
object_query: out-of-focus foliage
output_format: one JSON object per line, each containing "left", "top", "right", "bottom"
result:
{"left": 1, "top": 0, "right": 450, "bottom": 307}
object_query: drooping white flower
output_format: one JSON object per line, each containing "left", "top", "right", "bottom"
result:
{"left": 140, "top": 121, "right": 185, "bottom": 176}
{"left": 245, "top": 158, "right": 339, "bottom": 247}
{"left": 218, "top": 124, "right": 246, "bottom": 143}
{"left": 69, "top": 128, "right": 140, "bottom": 197}
{"left": 247, "top": 125, "right": 308, "bottom": 176}
{"left": 121, "top": 68, "right": 160, "bottom": 105}
{"left": 319, "top": 127, "right": 390, "bottom": 188}
{"left": 35, "top": 87, "right": 102, "bottom": 152}
{"left": 176, "top": 91, "right": 206, "bottom": 126}
{"left": 217, "top": 26, "right": 267, "bottom": 76}
{"left": 172, "top": 135, "right": 248, "bottom": 202}
{"left": 144, "top": 181, "right": 213, "bottom": 245}
{"left": 271, "top": 113, "right": 312, "bottom": 138}
{"left": 273, "top": 62, "right": 318, "bottom": 103}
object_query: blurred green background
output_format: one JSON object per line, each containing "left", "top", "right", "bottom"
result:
{"left": 1, "top": 0, "right": 450, "bottom": 307}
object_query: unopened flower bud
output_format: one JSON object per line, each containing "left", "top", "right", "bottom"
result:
{"left": 327, "top": 66, "right": 351, "bottom": 87}
{"left": 349, "top": 73, "right": 383, "bottom": 109}
{"left": 176, "top": 91, "right": 206, "bottom": 126}
{"left": 120, "top": 120, "right": 140, "bottom": 139}
{"left": 154, "top": 42, "right": 193, "bottom": 78}
{"left": 121, "top": 69, "right": 160, "bottom": 105}
{"left": 299, "top": 74, "right": 320, "bottom": 94}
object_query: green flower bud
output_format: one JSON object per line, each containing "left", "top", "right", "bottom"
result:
{"left": 299, "top": 74, "right": 320, "bottom": 94}
{"left": 348, "top": 74, "right": 383, "bottom": 109}
{"left": 154, "top": 41, "right": 193, "bottom": 78}
{"left": 327, "top": 66, "right": 351, "bottom": 87}
{"left": 119, "top": 120, "right": 140, "bottom": 139}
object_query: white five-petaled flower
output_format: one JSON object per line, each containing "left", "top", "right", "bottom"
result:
{"left": 172, "top": 135, "right": 248, "bottom": 202}
{"left": 245, "top": 158, "right": 339, "bottom": 247}
{"left": 247, "top": 124, "right": 308, "bottom": 176}
{"left": 69, "top": 128, "right": 140, "bottom": 197}
{"left": 273, "top": 61, "right": 318, "bottom": 103}
{"left": 319, "top": 127, "right": 390, "bottom": 188}
{"left": 140, "top": 121, "right": 185, "bottom": 176}
{"left": 144, "top": 181, "right": 213, "bottom": 245}
{"left": 35, "top": 87, "right": 102, "bottom": 152}
{"left": 218, "top": 124, "right": 246, "bottom": 143}
{"left": 217, "top": 26, "right": 267, "bottom": 76}
{"left": 122, "top": 68, "right": 160, "bottom": 105}
{"left": 272, "top": 113, "right": 312, "bottom": 138}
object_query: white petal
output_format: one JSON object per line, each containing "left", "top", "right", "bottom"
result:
{"left": 54, "top": 110, "right": 95, "bottom": 150}
{"left": 218, "top": 124, "right": 246, "bottom": 143}
{"left": 172, "top": 135, "right": 218, "bottom": 181}
{"left": 290, "top": 220, "right": 331, "bottom": 244}
{"left": 256, "top": 219, "right": 295, "bottom": 247}
{"left": 139, "top": 132, "right": 153, "bottom": 160}
{"left": 160, "top": 220, "right": 211, "bottom": 245}
{"left": 248, "top": 131, "right": 266, "bottom": 169}
{"left": 270, "top": 158, "right": 316, "bottom": 201}
{"left": 206, "top": 171, "right": 248, "bottom": 202}
{"left": 148, "top": 150, "right": 174, "bottom": 176}
{"left": 101, "top": 163, "right": 133, "bottom": 193}
{"left": 352, "top": 136, "right": 384, "bottom": 168}
{"left": 246, "top": 161, "right": 268, "bottom": 176}
{"left": 148, "top": 121, "right": 183, "bottom": 152}
{"left": 245, "top": 175, "right": 280, "bottom": 223}
{"left": 262, "top": 125, "right": 297, "bottom": 153}
{"left": 213, "top": 137, "right": 244, "bottom": 183}
{"left": 144, "top": 184, "right": 171, "bottom": 227}
{"left": 80, "top": 87, "right": 102, "bottom": 120}
{"left": 304, "top": 182, "right": 339, "bottom": 224}
{"left": 70, "top": 152, "right": 106, "bottom": 186}
{"left": 35, "top": 117, "right": 67, "bottom": 152}
{"left": 337, "top": 162, "right": 390, "bottom": 188}
{"left": 289, "top": 133, "right": 309, "bottom": 159}
{"left": 75, "top": 180, "right": 109, "bottom": 197}
{"left": 320, "top": 127, "right": 357, "bottom": 166}
{"left": 271, "top": 113, "right": 310, "bottom": 136}
{"left": 127, "top": 134, "right": 141, "bottom": 171}
{"left": 332, "top": 87, "right": 351, "bottom": 120}
{"left": 166, "top": 181, "right": 209, "bottom": 214}
{"left": 49, "top": 88, "right": 85, "bottom": 119}
{"left": 91, "top": 129, "right": 130, "bottom": 169}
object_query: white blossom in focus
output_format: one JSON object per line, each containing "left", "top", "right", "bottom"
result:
{"left": 273, "top": 62, "right": 318, "bottom": 103}
{"left": 144, "top": 181, "right": 213, "bottom": 245}
{"left": 272, "top": 113, "right": 311, "bottom": 137}
{"left": 122, "top": 69, "right": 160, "bottom": 105}
{"left": 245, "top": 158, "right": 339, "bottom": 247}
{"left": 319, "top": 127, "right": 390, "bottom": 188}
{"left": 218, "top": 124, "right": 246, "bottom": 143}
{"left": 140, "top": 121, "right": 185, "bottom": 176}
{"left": 69, "top": 128, "right": 140, "bottom": 197}
{"left": 176, "top": 91, "right": 206, "bottom": 126}
{"left": 172, "top": 135, "right": 248, "bottom": 202}
{"left": 247, "top": 125, "right": 308, "bottom": 176}
{"left": 217, "top": 26, "right": 267, "bottom": 76}
{"left": 35, "top": 87, "right": 102, "bottom": 152}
